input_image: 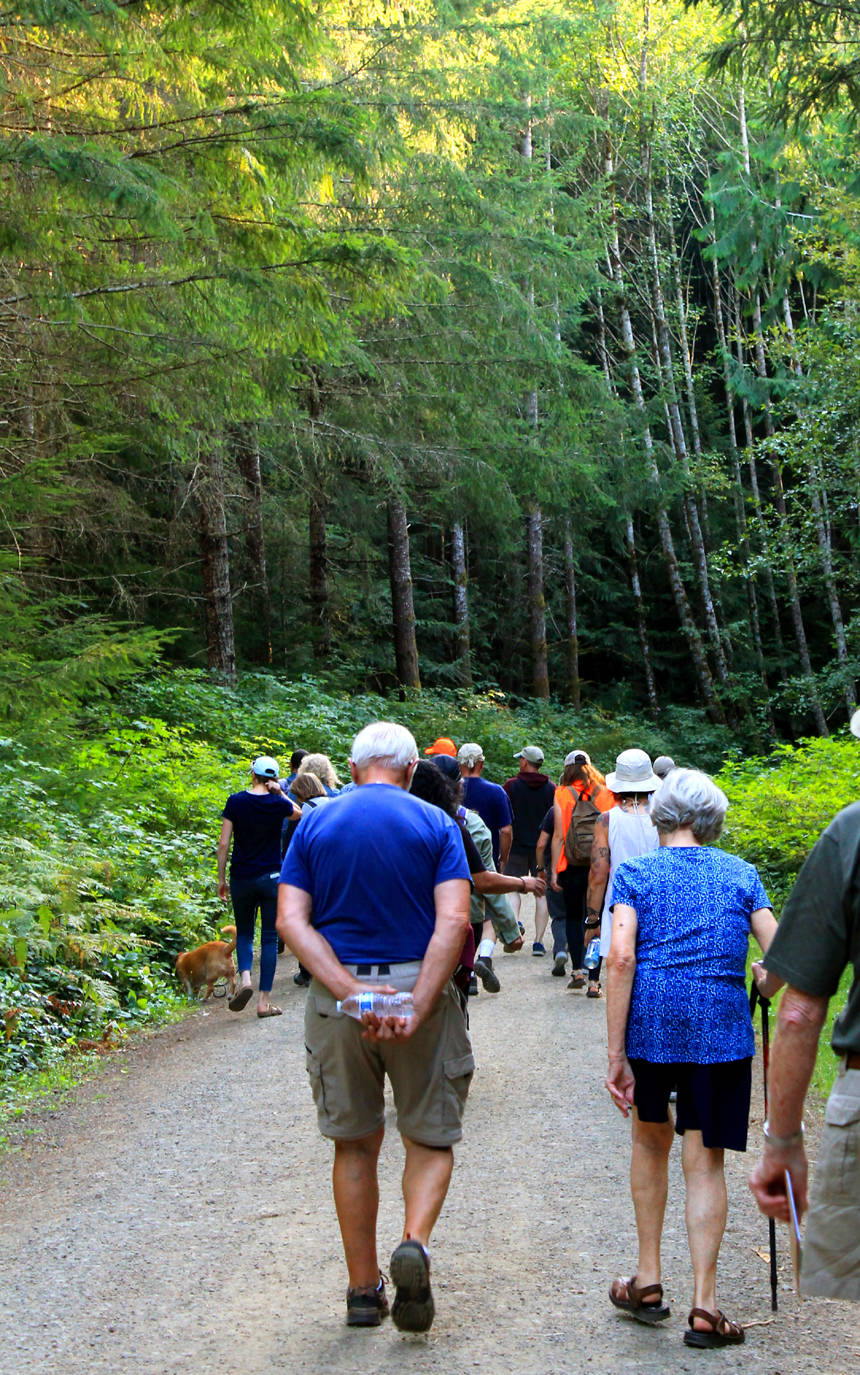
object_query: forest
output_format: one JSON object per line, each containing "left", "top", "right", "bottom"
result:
{"left": 1, "top": 1, "right": 859, "bottom": 1090}
{"left": 2, "top": 0, "right": 859, "bottom": 737}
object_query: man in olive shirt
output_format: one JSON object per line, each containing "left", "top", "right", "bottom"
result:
{"left": 749, "top": 727, "right": 860, "bottom": 1300}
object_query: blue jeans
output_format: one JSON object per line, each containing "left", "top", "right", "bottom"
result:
{"left": 230, "top": 872, "right": 279, "bottom": 992}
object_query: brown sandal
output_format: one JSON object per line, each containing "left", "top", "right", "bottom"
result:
{"left": 683, "top": 1308, "right": 745, "bottom": 1348}
{"left": 609, "top": 1275, "right": 670, "bottom": 1325}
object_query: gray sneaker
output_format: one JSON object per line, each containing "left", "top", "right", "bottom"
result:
{"left": 390, "top": 1240, "right": 434, "bottom": 1332}
{"left": 552, "top": 953, "right": 567, "bottom": 977}
{"left": 474, "top": 956, "right": 501, "bottom": 993}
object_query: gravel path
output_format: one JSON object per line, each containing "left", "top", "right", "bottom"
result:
{"left": 1, "top": 901, "right": 856, "bottom": 1375}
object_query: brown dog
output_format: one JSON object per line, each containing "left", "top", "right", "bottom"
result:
{"left": 175, "top": 926, "right": 237, "bottom": 1001}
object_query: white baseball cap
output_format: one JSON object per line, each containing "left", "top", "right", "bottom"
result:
{"left": 251, "top": 755, "right": 279, "bottom": 779}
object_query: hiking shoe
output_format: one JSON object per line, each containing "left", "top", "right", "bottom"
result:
{"left": 390, "top": 1240, "right": 434, "bottom": 1332}
{"left": 346, "top": 1275, "right": 389, "bottom": 1327}
{"left": 552, "top": 953, "right": 567, "bottom": 976}
{"left": 532, "top": 941, "right": 546, "bottom": 956}
{"left": 468, "top": 973, "right": 479, "bottom": 997}
{"left": 474, "top": 956, "right": 501, "bottom": 993}
{"left": 293, "top": 969, "right": 311, "bottom": 987}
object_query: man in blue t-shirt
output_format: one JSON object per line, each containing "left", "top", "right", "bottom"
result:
{"left": 457, "top": 742, "right": 513, "bottom": 868}
{"left": 278, "top": 721, "right": 472, "bottom": 1335}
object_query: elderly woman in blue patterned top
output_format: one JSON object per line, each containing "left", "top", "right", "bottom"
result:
{"left": 604, "top": 769, "right": 777, "bottom": 1350}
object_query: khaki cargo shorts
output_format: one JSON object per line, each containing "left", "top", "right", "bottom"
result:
{"left": 801, "top": 1062, "right": 860, "bottom": 1301}
{"left": 304, "top": 962, "right": 475, "bottom": 1147}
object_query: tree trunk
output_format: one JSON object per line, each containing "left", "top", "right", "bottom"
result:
{"left": 626, "top": 516, "right": 660, "bottom": 718}
{"left": 562, "top": 518, "right": 581, "bottom": 708}
{"left": 197, "top": 445, "right": 236, "bottom": 685}
{"left": 309, "top": 483, "right": 331, "bottom": 661}
{"left": 641, "top": 138, "right": 731, "bottom": 692}
{"left": 737, "top": 87, "right": 828, "bottom": 734}
{"left": 749, "top": 287, "right": 829, "bottom": 734}
{"left": 709, "top": 236, "right": 768, "bottom": 693}
{"left": 603, "top": 142, "right": 721, "bottom": 722}
{"left": 731, "top": 280, "right": 786, "bottom": 662}
{"left": 781, "top": 289, "right": 856, "bottom": 714}
{"left": 527, "top": 507, "right": 550, "bottom": 699}
{"left": 232, "top": 423, "right": 272, "bottom": 665}
{"left": 387, "top": 497, "right": 421, "bottom": 689}
{"left": 596, "top": 282, "right": 659, "bottom": 715}
{"left": 450, "top": 519, "right": 473, "bottom": 689}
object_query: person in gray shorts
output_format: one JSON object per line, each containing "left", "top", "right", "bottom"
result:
{"left": 277, "top": 721, "right": 472, "bottom": 1333}
{"left": 749, "top": 711, "right": 860, "bottom": 1302}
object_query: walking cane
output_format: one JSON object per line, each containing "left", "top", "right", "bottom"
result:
{"left": 750, "top": 983, "right": 778, "bottom": 1312}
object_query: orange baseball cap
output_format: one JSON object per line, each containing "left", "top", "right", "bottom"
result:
{"left": 424, "top": 736, "right": 457, "bottom": 757}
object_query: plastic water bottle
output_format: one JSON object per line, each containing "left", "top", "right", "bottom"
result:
{"left": 336, "top": 991, "right": 414, "bottom": 1021}
{"left": 583, "top": 938, "right": 601, "bottom": 971}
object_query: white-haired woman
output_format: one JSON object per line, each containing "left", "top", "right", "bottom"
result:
{"left": 297, "top": 752, "right": 341, "bottom": 794}
{"left": 605, "top": 769, "right": 778, "bottom": 1350}
{"left": 584, "top": 749, "right": 660, "bottom": 999}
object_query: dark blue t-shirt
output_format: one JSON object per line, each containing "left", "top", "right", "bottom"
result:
{"left": 280, "top": 783, "right": 470, "bottom": 962}
{"left": 223, "top": 790, "right": 296, "bottom": 880}
{"left": 461, "top": 776, "right": 514, "bottom": 865}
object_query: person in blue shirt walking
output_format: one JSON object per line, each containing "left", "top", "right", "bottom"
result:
{"left": 277, "top": 721, "right": 472, "bottom": 1334}
{"left": 604, "top": 768, "right": 778, "bottom": 1350}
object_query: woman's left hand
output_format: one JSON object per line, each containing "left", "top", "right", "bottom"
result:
{"left": 752, "top": 960, "right": 784, "bottom": 1001}
{"left": 606, "top": 1055, "right": 636, "bottom": 1116}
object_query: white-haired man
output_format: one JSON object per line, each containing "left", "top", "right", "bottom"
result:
{"left": 277, "top": 721, "right": 472, "bottom": 1333}
{"left": 458, "top": 743, "right": 514, "bottom": 869}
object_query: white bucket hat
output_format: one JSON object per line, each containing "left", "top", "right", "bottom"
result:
{"left": 605, "top": 748, "right": 661, "bottom": 793}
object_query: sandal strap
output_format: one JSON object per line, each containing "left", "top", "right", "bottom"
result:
{"left": 631, "top": 1280, "right": 664, "bottom": 1303}
{"left": 688, "top": 1308, "right": 742, "bottom": 1335}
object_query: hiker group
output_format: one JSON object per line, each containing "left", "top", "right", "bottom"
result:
{"left": 215, "top": 720, "right": 860, "bottom": 1342}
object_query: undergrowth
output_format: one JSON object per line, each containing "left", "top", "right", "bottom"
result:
{"left": 0, "top": 668, "right": 855, "bottom": 1104}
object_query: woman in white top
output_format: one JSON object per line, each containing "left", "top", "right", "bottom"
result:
{"left": 583, "top": 750, "right": 661, "bottom": 997}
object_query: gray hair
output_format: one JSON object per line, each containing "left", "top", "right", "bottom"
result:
{"left": 649, "top": 767, "right": 728, "bottom": 844}
{"left": 297, "top": 752, "right": 340, "bottom": 789}
{"left": 350, "top": 721, "right": 418, "bottom": 772}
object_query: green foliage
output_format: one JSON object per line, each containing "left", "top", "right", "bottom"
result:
{"left": 2, "top": 667, "right": 856, "bottom": 1097}
{"left": 718, "top": 736, "right": 859, "bottom": 1098}
{"left": 718, "top": 734, "right": 860, "bottom": 907}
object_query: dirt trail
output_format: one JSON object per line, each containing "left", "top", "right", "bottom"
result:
{"left": 0, "top": 899, "right": 856, "bottom": 1375}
